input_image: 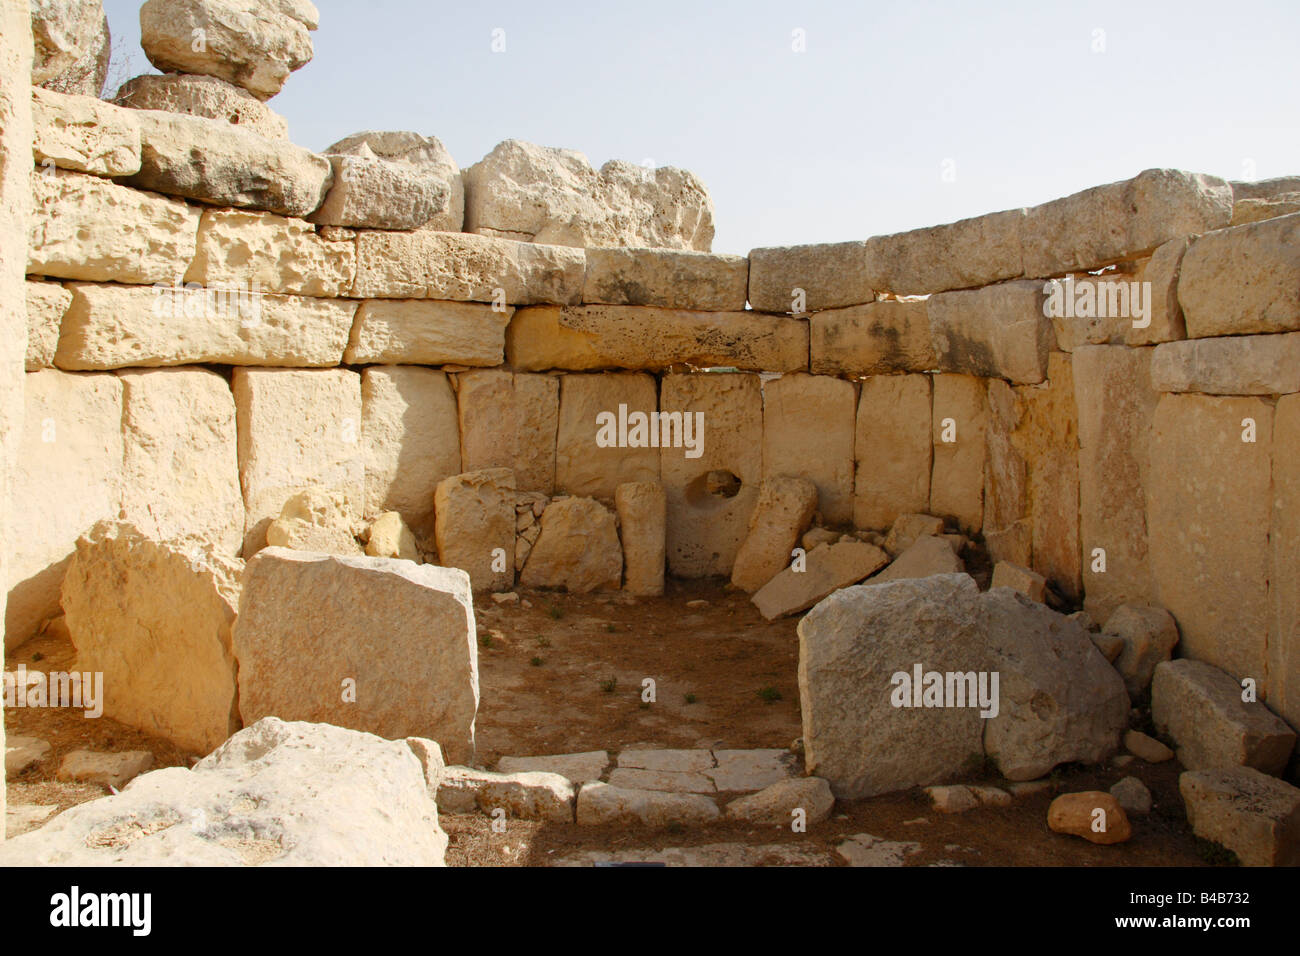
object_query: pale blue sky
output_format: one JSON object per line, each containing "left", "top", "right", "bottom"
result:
{"left": 103, "top": 0, "right": 1300, "bottom": 254}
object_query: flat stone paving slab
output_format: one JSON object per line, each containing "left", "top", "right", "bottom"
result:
{"left": 554, "top": 842, "right": 832, "bottom": 867}
{"left": 495, "top": 751, "right": 609, "bottom": 784}
{"left": 56, "top": 750, "right": 153, "bottom": 790}
{"left": 708, "top": 749, "right": 797, "bottom": 791}
{"left": 5, "top": 736, "right": 51, "bottom": 775}
{"left": 616, "top": 748, "right": 716, "bottom": 772}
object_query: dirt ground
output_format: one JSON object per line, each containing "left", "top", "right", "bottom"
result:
{"left": 4, "top": 579, "right": 1215, "bottom": 866}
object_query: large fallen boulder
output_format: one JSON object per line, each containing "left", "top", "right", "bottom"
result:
{"left": 0, "top": 718, "right": 449, "bottom": 866}
{"left": 464, "top": 139, "right": 714, "bottom": 251}
{"left": 61, "top": 522, "right": 242, "bottom": 754}
{"left": 798, "top": 574, "right": 1129, "bottom": 798}
{"left": 232, "top": 549, "right": 478, "bottom": 764}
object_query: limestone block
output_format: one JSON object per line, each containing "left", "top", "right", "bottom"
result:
{"left": 870, "top": 535, "right": 963, "bottom": 584}
{"left": 5, "top": 736, "right": 51, "bottom": 776}
{"left": 1047, "top": 792, "right": 1131, "bottom": 844}
{"left": 809, "top": 299, "right": 934, "bottom": 376}
{"left": 730, "top": 477, "right": 819, "bottom": 593}
{"left": 31, "top": 88, "right": 140, "bottom": 176}
{"left": 365, "top": 512, "right": 420, "bottom": 562}
{"left": 455, "top": 369, "right": 556, "bottom": 495}
{"left": 30, "top": 0, "right": 105, "bottom": 87}
{"left": 24, "top": 280, "right": 70, "bottom": 370}
{"left": 361, "top": 366, "right": 460, "bottom": 538}
{"left": 1179, "top": 768, "right": 1300, "bottom": 867}
{"left": 234, "top": 550, "right": 478, "bottom": 763}
{"left": 615, "top": 481, "right": 666, "bottom": 597}
{"left": 310, "top": 151, "right": 450, "bottom": 231}
{"left": 464, "top": 139, "right": 714, "bottom": 251}
{"left": 930, "top": 373, "right": 987, "bottom": 533}
{"left": 1072, "top": 346, "right": 1158, "bottom": 620}
{"left": 232, "top": 368, "right": 363, "bottom": 555}
{"left": 1231, "top": 195, "right": 1300, "bottom": 226}
{"left": 725, "top": 777, "right": 834, "bottom": 824}
{"left": 707, "top": 749, "right": 797, "bottom": 792}
{"left": 1152, "top": 659, "right": 1295, "bottom": 776}
{"left": 185, "top": 208, "right": 355, "bottom": 297}
{"left": 761, "top": 373, "right": 855, "bottom": 524}
{"left": 1148, "top": 394, "right": 1272, "bottom": 680}
{"left": 853, "top": 374, "right": 931, "bottom": 531}
{"left": 1126, "top": 237, "right": 1190, "bottom": 346}
{"left": 265, "top": 488, "right": 361, "bottom": 556}
{"left": 326, "top": 131, "right": 462, "bottom": 232}
{"left": 58, "top": 751, "right": 154, "bottom": 791}
{"left": 57, "top": 283, "right": 355, "bottom": 369}
{"left": 1125, "top": 730, "right": 1174, "bottom": 763}
{"left": 352, "top": 230, "right": 585, "bottom": 304}
{"left": 752, "top": 540, "right": 889, "bottom": 620}
{"left": 1151, "top": 334, "right": 1300, "bottom": 395}
{"left": 882, "top": 513, "right": 944, "bottom": 557}
{"left": 125, "top": 109, "right": 332, "bottom": 217}
{"left": 344, "top": 300, "right": 510, "bottom": 366}
{"left": 507, "top": 304, "right": 807, "bottom": 373}
{"left": 990, "top": 561, "right": 1046, "bottom": 602}
{"left": 606, "top": 768, "right": 715, "bottom": 793}
{"left": 1021, "top": 169, "right": 1233, "bottom": 278}
{"left": 1103, "top": 604, "right": 1179, "bottom": 698}
{"left": 575, "top": 782, "right": 720, "bottom": 827}
{"left": 617, "top": 749, "right": 715, "bottom": 772}
{"left": 113, "top": 73, "right": 290, "bottom": 141}
{"left": 747, "top": 241, "right": 873, "bottom": 313}
{"left": 434, "top": 468, "right": 515, "bottom": 592}
{"left": 1270, "top": 394, "right": 1300, "bottom": 731}
{"left": 119, "top": 367, "right": 244, "bottom": 555}
{"left": 660, "top": 373, "right": 762, "bottom": 577}
{"left": 861, "top": 208, "right": 1025, "bottom": 295}
{"left": 437, "top": 767, "right": 574, "bottom": 823}
{"left": 555, "top": 372, "right": 659, "bottom": 499}
{"left": 518, "top": 497, "right": 622, "bottom": 593}
{"left": 928, "top": 280, "right": 1052, "bottom": 385}
{"left": 28, "top": 168, "right": 199, "bottom": 284}
{"left": 983, "top": 378, "right": 1029, "bottom": 566}
{"left": 582, "top": 247, "right": 748, "bottom": 311}
{"left": 1179, "top": 213, "right": 1300, "bottom": 337}
{"left": 61, "top": 522, "right": 241, "bottom": 753}
{"left": 495, "top": 751, "right": 609, "bottom": 784}
{"left": 6, "top": 370, "right": 123, "bottom": 649}
{"left": 140, "top": 0, "right": 317, "bottom": 100}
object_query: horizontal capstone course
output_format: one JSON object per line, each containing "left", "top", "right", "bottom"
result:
{"left": 581, "top": 247, "right": 748, "bottom": 311}
{"left": 1151, "top": 333, "right": 1300, "bottom": 395}
{"left": 352, "top": 230, "right": 585, "bottom": 303}
{"left": 185, "top": 207, "right": 356, "bottom": 297}
{"left": 809, "top": 299, "right": 934, "bottom": 376}
{"left": 31, "top": 87, "right": 141, "bottom": 177}
{"left": 344, "top": 300, "right": 511, "bottom": 366}
{"left": 928, "top": 279, "right": 1053, "bottom": 385}
{"left": 747, "top": 241, "right": 874, "bottom": 313}
{"left": 56, "top": 283, "right": 356, "bottom": 369}
{"left": 1178, "top": 213, "right": 1300, "bottom": 337}
{"left": 862, "top": 208, "right": 1025, "bottom": 295}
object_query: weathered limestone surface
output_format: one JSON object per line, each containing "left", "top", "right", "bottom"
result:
{"left": 365, "top": 511, "right": 419, "bottom": 562}
{"left": 862, "top": 208, "right": 1025, "bottom": 295}
{"left": 31, "top": 88, "right": 140, "bottom": 176}
{"left": 575, "top": 782, "right": 720, "bottom": 827}
{"left": 352, "top": 230, "right": 585, "bottom": 304}
{"left": 58, "top": 283, "right": 355, "bottom": 370}
{"left": 24, "top": 280, "right": 70, "bottom": 370}
{"left": 928, "top": 280, "right": 1053, "bottom": 385}
{"left": 30, "top": 0, "right": 106, "bottom": 89}
{"left": 265, "top": 487, "right": 360, "bottom": 555}
{"left": 582, "top": 248, "right": 747, "bottom": 312}
{"left": 125, "top": 110, "right": 332, "bottom": 217}
{"left": 660, "top": 373, "right": 762, "bottom": 578}
{"left": 437, "top": 767, "right": 574, "bottom": 823}
{"left": 0, "top": 718, "right": 450, "bottom": 866}
{"left": 235, "top": 551, "right": 477, "bottom": 763}
{"left": 2, "top": 1, "right": 35, "bottom": 829}
{"left": 747, "top": 241, "right": 874, "bottom": 313}
{"left": 1151, "top": 334, "right": 1300, "bottom": 395}
{"left": 929, "top": 373, "right": 987, "bottom": 533}
{"left": 982, "top": 378, "right": 1030, "bottom": 567}
{"left": 1270, "top": 394, "right": 1300, "bottom": 731}
{"left": 1021, "top": 169, "right": 1233, "bottom": 277}
{"left": 1179, "top": 768, "right": 1300, "bottom": 867}
{"left": 233, "top": 368, "right": 363, "bottom": 555}
{"left": 555, "top": 372, "right": 659, "bottom": 499}
{"left": 62, "top": 522, "right": 241, "bottom": 753}
{"left": 140, "top": 0, "right": 317, "bottom": 100}
{"left": 58, "top": 750, "right": 154, "bottom": 790}
{"left": 519, "top": 496, "right": 622, "bottom": 593}
{"left": 327, "top": 131, "right": 463, "bottom": 232}
{"left": 6, "top": 370, "right": 122, "bottom": 649}
{"left": 1104, "top": 603, "right": 1179, "bottom": 698}
{"left": 798, "top": 575, "right": 1128, "bottom": 797}
{"left": 1126, "top": 237, "right": 1190, "bottom": 346}
{"left": 990, "top": 560, "right": 1046, "bottom": 602}
{"left": 1048, "top": 791, "right": 1132, "bottom": 845}
{"left": 361, "top": 366, "right": 460, "bottom": 538}
{"left": 730, "top": 477, "right": 818, "bottom": 593}
{"left": 186, "top": 207, "right": 356, "bottom": 296}
{"left": 1152, "top": 659, "right": 1295, "bottom": 776}
{"left": 464, "top": 140, "right": 714, "bottom": 251}
{"left": 753, "top": 540, "right": 889, "bottom": 620}
{"left": 496, "top": 751, "right": 609, "bottom": 784}
{"left": 1179, "top": 214, "right": 1300, "bottom": 337}
{"left": 507, "top": 304, "right": 807, "bottom": 373}
{"left": 853, "top": 374, "right": 931, "bottom": 530}
{"left": 870, "top": 535, "right": 962, "bottom": 584}
{"left": 434, "top": 468, "right": 515, "bottom": 592}
{"left": 344, "top": 300, "right": 511, "bottom": 366}
{"left": 882, "top": 513, "right": 944, "bottom": 557}
{"left": 1072, "top": 346, "right": 1158, "bottom": 620}
{"left": 615, "top": 481, "right": 666, "bottom": 596}
{"left": 310, "top": 150, "right": 450, "bottom": 231}
{"left": 119, "top": 367, "right": 244, "bottom": 554}
{"left": 114, "top": 73, "right": 290, "bottom": 141}
{"left": 725, "top": 777, "right": 834, "bottom": 824}
{"left": 1148, "top": 394, "right": 1272, "bottom": 680}
{"left": 29, "top": 168, "right": 199, "bottom": 284}
{"left": 762, "top": 373, "right": 855, "bottom": 524}
{"left": 455, "top": 369, "right": 557, "bottom": 494}
{"left": 809, "top": 300, "right": 934, "bottom": 376}
{"left": 1012, "top": 353, "right": 1081, "bottom": 601}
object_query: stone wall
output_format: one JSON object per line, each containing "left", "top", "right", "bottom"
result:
{"left": 10, "top": 81, "right": 1300, "bottom": 747}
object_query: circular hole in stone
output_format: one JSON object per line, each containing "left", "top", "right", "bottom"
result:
{"left": 685, "top": 470, "right": 742, "bottom": 507}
